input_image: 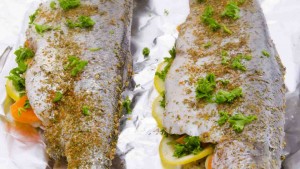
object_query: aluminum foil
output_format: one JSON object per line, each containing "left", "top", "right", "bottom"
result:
{"left": 0, "top": 0, "right": 300, "bottom": 168}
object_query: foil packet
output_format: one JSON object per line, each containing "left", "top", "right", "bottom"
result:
{"left": 0, "top": 0, "right": 300, "bottom": 168}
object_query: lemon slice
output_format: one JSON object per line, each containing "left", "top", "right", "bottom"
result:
{"left": 6, "top": 79, "right": 22, "bottom": 101}
{"left": 154, "top": 62, "right": 167, "bottom": 93}
{"left": 159, "top": 137, "right": 214, "bottom": 165}
{"left": 152, "top": 95, "right": 164, "bottom": 128}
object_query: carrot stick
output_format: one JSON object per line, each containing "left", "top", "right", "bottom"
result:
{"left": 10, "top": 96, "right": 40, "bottom": 124}
{"left": 175, "top": 135, "right": 186, "bottom": 144}
{"left": 205, "top": 154, "right": 213, "bottom": 169}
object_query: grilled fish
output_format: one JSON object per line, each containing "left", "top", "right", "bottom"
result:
{"left": 163, "top": 0, "right": 285, "bottom": 168}
{"left": 25, "top": 0, "right": 133, "bottom": 168}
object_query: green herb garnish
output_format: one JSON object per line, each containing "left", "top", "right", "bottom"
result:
{"left": 122, "top": 96, "right": 132, "bottom": 114}
{"left": 221, "top": 50, "right": 229, "bottom": 65}
{"left": 215, "top": 87, "right": 243, "bottom": 104}
{"left": 228, "top": 113, "right": 257, "bottom": 132}
{"left": 66, "top": 16, "right": 95, "bottom": 29}
{"left": 143, "top": 47, "right": 150, "bottom": 57}
{"left": 160, "top": 128, "right": 169, "bottom": 137}
{"left": 160, "top": 91, "right": 166, "bottom": 108}
{"left": 222, "top": 24, "right": 233, "bottom": 34}
{"left": 29, "top": 10, "right": 39, "bottom": 24}
{"left": 201, "top": 6, "right": 221, "bottom": 31}
{"left": 173, "top": 136, "right": 203, "bottom": 158}
{"left": 217, "top": 111, "right": 229, "bottom": 126}
{"left": 219, "top": 79, "right": 230, "bottom": 86}
{"left": 35, "top": 24, "right": 53, "bottom": 34}
{"left": 221, "top": 2, "right": 240, "bottom": 20}
{"left": 58, "top": 0, "right": 80, "bottom": 10}
{"left": 203, "top": 42, "right": 212, "bottom": 49}
{"left": 6, "top": 47, "right": 35, "bottom": 92}
{"left": 262, "top": 50, "right": 270, "bottom": 57}
{"left": 231, "top": 56, "right": 246, "bottom": 71}
{"left": 53, "top": 92, "right": 63, "bottom": 102}
{"left": 197, "top": 0, "right": 205, "bottom": 3}
{"left": 64, "top": 56, "right": 88, "bottom": 76}
{"left": 82, "top": 106, "right": 90, "bottom": 116}
{"left": 244, "top": 54, "right": 252, "bottom": 61}
{"left": 89, "top": 47, "right": 102, "bottom": 52}
{"left": 155, "top": 47, "right": 176, "bottom": 81}
{"left": 195, "top": 73, "right": 216, "bottom": 100}
{"left": 24, "top": 100, "right": 31, "bottom": 109}
{"left": 50, "top": 1, "right": 57, "bottom": 10}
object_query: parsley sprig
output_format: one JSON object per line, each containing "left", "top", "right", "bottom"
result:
{"left": 155, "top": 47, "right": 176, "bottom": 81}
{"left": 173, "top": 136, "right": 203, "bottom": 158}
{"left": 66, "top": 16, "right": 95, "bottom": 29}
{"left": 217, "top": 112, "right": 257, "bottom": 132}
{"left": 64, "top": 56, "right": 88, "bottom": 76}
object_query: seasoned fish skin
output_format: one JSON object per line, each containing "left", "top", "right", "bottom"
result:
{"left": 164, "top": 0, "right": 285, "bottom": 168}
{"left": 25, "top": 0, "right": 133, "bottom": 168}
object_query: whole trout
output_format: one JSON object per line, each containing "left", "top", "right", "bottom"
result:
{"left": 25, "top": 0, "right": 133, "bottom": 168}
{"left": 163, "top": 0, "right": 285, "bottom": 168}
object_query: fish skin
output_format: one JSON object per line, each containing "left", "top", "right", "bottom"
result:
{"left": 163, "top": 0, "right": 285, "bottom": 168}
{"left": 25, "top": 0, "right": 133, "bottom": 168}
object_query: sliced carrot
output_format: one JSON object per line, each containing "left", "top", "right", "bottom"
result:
{"left": 10, "top": 96, "right": 40, "bottom": 124}
{"left": 205, "top": 154, "right": 213, "bottom": 169}
{"left": 175, "top": 135, "right": 186, "bottom": 144}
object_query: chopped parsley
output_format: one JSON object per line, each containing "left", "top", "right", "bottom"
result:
{"left": 53, "top": 92, "right": 63, "bottom": 102}
{"left": 143, "top": 47, "right": 150, "bottom": 57}
{"left": 160, "top": 91, "right": 166, "bottom": 108}
{"left": 219, "top": 79, "right": 230, "bottom": 86}
{"left": 228, "top": 113, "right": 257, "bottom": 132}
{"left": 215, "top": 87, "right": 243, "bottom": 104}
{"left": 66, "top": 16, "right": 95, "bottom": 29}
{"left": 24, "top": 100, "right": 31, "bottom": 109}
{"left": 161, "top": 129, "right": 169, "bottom": 137}
{"left": 222, "top": 24, "right": 233, "bottom": 34}
{"left": 89, "top": 47, "right": 102, "bottom": 52}
{"left": 18, "top": 107, "right": 26, "bottom": 117}
{"left": 29, "top": 10, "right": 39, "bottom": 24}
{"left": 35, "top": 24, "right": 53, "bottom": 34}
{"left": 64, "top": 56, "right": 88, "bottom": 76}
{"left": 203, "top": 42, "right": 212, "bottom": 49}
{"left": 122, "top": 96, "right": 132, "bottom": 114}
{"left": 221, "top": 2, "right": 240, "bottom": 20}
{"left": 173, "top": 136, "right": 203, "bottom": 158}
{"left": 221, "top": 50, "right": 229, "bottom": 65}
{"left": 231, "top": 56, "right": 246, "bottom": 71}
{"left": 18, "top": 100, "right": 32, "bottom": 116}
{"left": 217, "top": 111, "right": 229, "bottom": 126}
{"left": 155, "top": 47, "right": 176, "bottom": 81}
{"left": 195, "top": 73, "right": 216, "bottom": 100}
{"left": 82, "top": 106, "right": 90, "bottom": 116}
{"left": 58, "top": 0, "right": 80, "bottom": 10}
{"left": 197, "top": 0, "right": 205, "bottom": 3}
{"left": 262, "top": 50, "right": 270, "bottom": 57}
{"left": 244, "top": 54, "right": 252, "bottom": 61}
{"left": 201, "top": 6, "right": 221, "bottom": 31}
{"left": 6, "top": 47, "right": 35, "bottom": 92}
{"left": 50, "top": 1, "right": 57, "bottom": 10}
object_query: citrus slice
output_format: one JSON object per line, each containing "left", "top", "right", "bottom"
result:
{"left": 154, "top": 62, "right": 167, "bottom": 93}
{"left": 205, "top": 154, "right": 213, "bottom": 169}
{"left": 6, "top": 79, "right": 22, "bottom": 101}
{"left": 152, "top": 95, "right": 164, "bottom": 128}
{"left": 159, "top": 137, "right": 214, "bottom": 165}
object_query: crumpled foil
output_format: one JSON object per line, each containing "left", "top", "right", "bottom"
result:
{"left": 0, "top": 0, "right": 300, "bottom": 168}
